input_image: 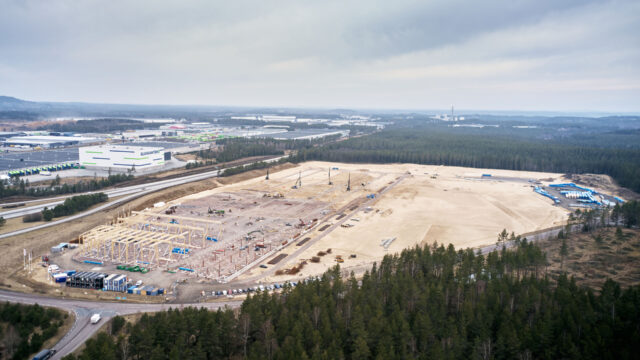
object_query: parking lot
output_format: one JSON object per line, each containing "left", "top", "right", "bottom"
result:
{"left": 0, "top": 148, "right": 78, "bottom": 172}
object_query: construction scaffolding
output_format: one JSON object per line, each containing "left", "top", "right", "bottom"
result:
{"left": 75, "top": 189, "right": 327, "bottom": 281}
{"left": 76, "top": 210, "right": 222, "bottom": 268}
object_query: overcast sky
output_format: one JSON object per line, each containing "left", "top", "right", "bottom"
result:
{"left": 1, "top": 0, "right": 639, "bottom": 112}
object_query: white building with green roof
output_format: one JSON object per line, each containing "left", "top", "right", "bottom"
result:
{"left": 79, "top": 145, "right": 165, "bottom": 170}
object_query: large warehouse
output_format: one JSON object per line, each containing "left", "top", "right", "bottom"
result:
{"left": 79, "top": 145, "right": 168, "bottom": 170}
{"left": 2, "top": 135, "right": 97, "bottom": 148}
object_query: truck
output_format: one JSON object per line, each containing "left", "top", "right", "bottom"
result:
{"left": 90, "top": 313, "right": 101, "bottom": 324}
{"left": 32, "top": 349, "right": 56, "bottom": 360}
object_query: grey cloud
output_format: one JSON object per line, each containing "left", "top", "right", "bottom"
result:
{"left": 0, "top": 0, "right": 637, "bottom": 111}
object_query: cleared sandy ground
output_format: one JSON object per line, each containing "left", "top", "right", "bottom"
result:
{"left": 30, "top": 161, "right": 573, "bottom": 287}
{"left": 218, "top": 162, "right": 572, "bottom": 282}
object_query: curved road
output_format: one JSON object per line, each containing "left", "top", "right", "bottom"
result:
{"left": 0, "top": 289, "right": 241, "bottom": 359}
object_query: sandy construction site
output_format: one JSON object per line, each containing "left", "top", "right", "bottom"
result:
{"left": 67, "top": 161, "right": 573, "bottom": 285}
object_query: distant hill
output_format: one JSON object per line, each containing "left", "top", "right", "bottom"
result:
{"left": 0, "top": 95, "right": 37, "bottom": 108}
{"left": 0, "top": 95, "right": 29, "bottom": 104}
{"left": 0, "top": 95, "right": 246, "bottom": 119}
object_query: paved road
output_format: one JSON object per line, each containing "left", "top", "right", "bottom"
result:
{"left": 0, "top": 289, "right": 241, "bottom": 359}
{"left": 477, "top": 224, "right": 571, "bottom": 255}
{"left": 0, "top": 156, "right": 286, "bottom": 239}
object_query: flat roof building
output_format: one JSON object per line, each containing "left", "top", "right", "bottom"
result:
{"left": 2, "top": 135, "right": 96, "bottom": 148}
{"left": 79, "top": 144, "right": 166, "bottom": 170}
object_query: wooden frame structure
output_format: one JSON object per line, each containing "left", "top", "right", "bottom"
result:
{"left": 77, "top": 210, "right": 223, "bottom": 267}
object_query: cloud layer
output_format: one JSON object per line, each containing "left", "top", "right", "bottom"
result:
{"left": 0, "top": 0, "right": 638, "bottom": 111}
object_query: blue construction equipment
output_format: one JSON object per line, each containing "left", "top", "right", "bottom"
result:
{"left": 549, "top": 183, "right": 597, "bottom": 194}
{"left": 172, "top": 247, "right": 189, "bottom": 254}
{"left": 83, "top": 260, "right": 103, "bottom": 265}
{"left": 534, "top": 187, "right": 560, "bottom": 204}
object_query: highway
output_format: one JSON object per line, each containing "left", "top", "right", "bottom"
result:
{"left": 0, "top": 289, "right": 242, "bottom": 359}
{"left": 0, "top": 156, "right": 286, "bottom": 239}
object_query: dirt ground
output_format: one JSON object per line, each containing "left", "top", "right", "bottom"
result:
{"left": 174, "top": 153, "right": 200, "bottom": 161}
{"left": 55, "top": 161, "right": 577, "bottom": 286}
{"left": 7, "top": 161, "right": 631, "bottom": 301}
{"left": 231, "top": 162, "right": 573, "bottom": 282}
{"left": 540, "top": 227, "right": 640, "bottom": 289}
{"left": 0, "top": 163, "right": 296, "bottom": 296}
{"left": 0, "top": 216, "right": 47, "bottom": 234}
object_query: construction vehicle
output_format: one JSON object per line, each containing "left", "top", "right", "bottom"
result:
{"left": 32, "top": 349, "right": 56, "bottom": 360}
{"left": 292, "top": 171, "right": 302, "bottom": 189}
{"left": 335, "top": 255, "right": 344, "bottom": 263}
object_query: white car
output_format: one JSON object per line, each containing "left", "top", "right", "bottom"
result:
{"left": 90, "top": 314, "right": 101, "bottom": 324}
{"left": 135, "top": 280, "right": 143, "bottom": 286}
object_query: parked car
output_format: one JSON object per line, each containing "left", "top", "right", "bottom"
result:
{"left": 259, "top": 264, "right": 268, "bottom": 269}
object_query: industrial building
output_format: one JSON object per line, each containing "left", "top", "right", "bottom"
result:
{"left": 79, "top": 144, "right": 169, "bottom": 170}
{"left": 2, "top": 135, "right": 97, "bottom": 148}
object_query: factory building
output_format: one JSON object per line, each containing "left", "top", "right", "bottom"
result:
{"left": 79, "top": 145, "right": 168, "bottom": 170}
{"left": 2, "top": 135, "right": 97, "bottom": 148}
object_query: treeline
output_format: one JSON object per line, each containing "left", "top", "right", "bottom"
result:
{"left": 196, "top": 135, "right": 340, "bottom": 162}
{"left": 614, "top": 200, "right": 640, "bottom": 228}
{"left": 37, "top": 119, "right": 160, "bottom": 133}
{"left": 196, "top": 136, "right": 341, "bottom": 163}
{"left": 41, "top": 193, "right": 108, "bottom": 221}
{"left": 0, "top": 302, "right": 65, "bottom": 360}
{"left": 0, "top": 174, "right": 133, "bottom": 199}
{"left": 65, "top": 241, "right": 639, "bottom": 360}
{"left": 291, "top": 127, "right": 640, "bottom": 193}
{"left": 221, "top": 159, "right": 288, "bottom": 177}
{"left": 563, "top": 200, "right": 640, "bottom": 233}
{"left": 185, "top": 160, "right": 216, "bottom": 169}
{"left": 214, "top": 142, "right": 284, "bottom": 163}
